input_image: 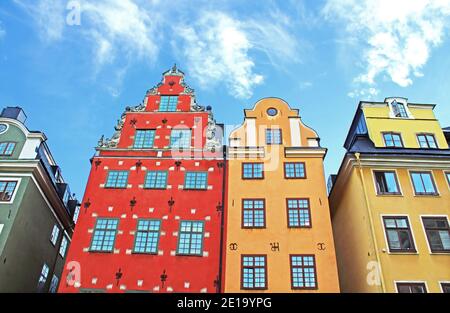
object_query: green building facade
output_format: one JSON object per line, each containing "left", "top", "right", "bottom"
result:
{"left": 0, "top": 107, "right": 79, "bottom": 292}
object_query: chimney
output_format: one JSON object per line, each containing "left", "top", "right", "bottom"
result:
{"left": 1, "top": 107, "right": 27, "bottom": 124}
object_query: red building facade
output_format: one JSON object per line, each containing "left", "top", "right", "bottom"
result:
{"left": 59, "top": 66, "right": 225, "bottom": 293}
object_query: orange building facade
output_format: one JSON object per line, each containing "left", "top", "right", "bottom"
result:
{"left": 223, "top": 98, "right": 340, "bottom": 292}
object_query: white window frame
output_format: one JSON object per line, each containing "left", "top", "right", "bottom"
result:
{"left": 380, "top": 214, "right": 418, "bottom": 254}
{"left": 439, "top": 281, "right": 450, "bottom": 293}
{"left": 394, "top": 280, "right": 428, "bottom": 293}
{"left": 371, "top": 169, "right": 403, "bottom": 196}
{"left": 0, "top": 177, "right": 21, "bottom": 204}
{"left": 419, "top": 215, "right": 450, "bottom": 254}
{"left": 388, "top": 99, "right": 413, "bottom": 119}
{"left": 50, "top": 224, "right": 60, "bottom": 246}
{"left": 407, "top": 169, "right": 440, "bottom": 196}
{"left": 59, "top": 236, "right": 68, "bottom": 257}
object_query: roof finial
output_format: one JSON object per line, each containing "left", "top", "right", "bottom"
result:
{"left": 172, "top": 63, "right": 177, "bottom": 73}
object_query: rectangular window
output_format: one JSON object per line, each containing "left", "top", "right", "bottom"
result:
{"left": 422, "top": 217, "right": 450, "bottom": 253}
{"left": 410, "top": 172, "right": 438, "bottom": 195}
{"left": 37, "top": 263, "right": 49, "bottom": 292}
{"left": 241, "top": 255, "right": 267, "bottom": 290}
{"left": 374, "top": 171, "right": 401, "bottom": 195}
{"left": 144, "top": 171, "right": 168, "bottom": 189}
{"left": 242, "top": 163, "right": 264, "bottom": 179}
{"left": 133, "top": 219, "right": 161, "bottom": 254}
{"left": 90, "top": 218, "right": 119, "bottom": 252}
{"left": 49, "top": 275, "right": 59, "bottom": 293}
{"left": 417, "top": 134, "right": 438, "bottom": 148}
{"left": 59, "top": 236, "right": 68, "bottom": 257}
{"left": 50, "top": 224, "right": 60, "bottom": 246}
{"left": 0, "top": 142, "right": 16, "bottom": 156}
{"left": 284, "top": 163, "right": 306, "bottom": 179}
{"left": 133, "top": 130, "right": 155, "bottom": 148}
{"left": 441, "top": 283, "right": 450, "bottom": 293}
{"left": 176, "top": 221, "right": 204, "bottom": 256}
{"left": 383, "top": 216, "right": 416, "bottom": 252}
{"left": 0, "top": 181, "right": 17, "bottom": 202}
{"left": 159, "top": 96, "right": 178, "bottom": 112}
{"left": 383, "top": 132, "right": 403, "bottom": 148}
{"left": 397, "top": 282, "right": 427, "bottom": 293}
{"left": 445, "top": 172, "right": 450, "bottom": 187}
{"left": 287, "top": 199, "right": 311, "bottom": 228}
{"left": 170, "top": 129, "right": 191, "bottom": 149}
{"left": 395, "top": 103, "right": 408, "bottom": 118}
{"left": 265, "top": 129, "right": 282, "bottom": 145}
{"left": 184, "top": 172, "right": 208, "bottom": 190}
{"left": 242, "top": 199, "right": 265, "bottom": 228}
{"left": 290, "top": 255, "right": 317, "bottom": 289}
{"left": 105, "top": 171, "right": 129, "bottom": 188}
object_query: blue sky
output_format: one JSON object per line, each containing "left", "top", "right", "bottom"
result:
{"left": 1, "top": 0, "right": 450, "bottom": 197}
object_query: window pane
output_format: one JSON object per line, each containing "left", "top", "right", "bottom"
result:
{"left": 411, "top": 173, "right": 425, "bottom": 193}
{"left": 387, "top": 230, "right": 401, "bottom": 249}
{"left": 422, "top": 174, "right": 436, "bottom": 193}
{"left": 426, "top": 135, "right": 437, "bottom": 148}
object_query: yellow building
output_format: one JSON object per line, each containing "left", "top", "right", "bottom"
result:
{"left": 329, "top": 97, "right": 450, "bottom": 293}
{"left": 223, "top": 98, "right": 340, "bottom": 293}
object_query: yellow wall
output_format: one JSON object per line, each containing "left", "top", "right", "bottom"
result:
{"left": 363, "top": 105, "right": 449, "bottom": 149}
{"left": 224, "top": 98, "right": 340, "bottom": 293}
{"left": 330, "top": 100, "right": 450, "bottom": 293}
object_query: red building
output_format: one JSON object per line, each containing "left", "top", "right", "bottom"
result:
{"left": 59, "top": 66, "right": 225, "bottom": 293}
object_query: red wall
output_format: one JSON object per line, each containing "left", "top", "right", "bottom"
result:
{"left": 59, "top": 69, "right": 225, "bottom": 293}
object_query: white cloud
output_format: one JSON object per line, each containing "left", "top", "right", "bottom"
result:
{"left": 323, "top": 0, "right": 450, "bottom": 89}
{"left": 14, "top": 0, "right": 66, "bottom": 41}
{"left": 176, "top": 11, "right": 300, "bottom": 99}
{"left": 81, "top": 0, "right": 160, "bottom": 66}
{"left": 176, "top": 12, "right": 263, "bottom": 99}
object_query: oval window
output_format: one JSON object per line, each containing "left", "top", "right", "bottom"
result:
{"left": 267, "top": 108, "right": 278, "bottom": 116}
{"left": 0, "top": 124, "right": 8, "bottom": 134}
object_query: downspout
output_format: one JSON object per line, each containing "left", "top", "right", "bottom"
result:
{"left": 354, "top": 152, "right": 386, "bottom": 293}
{"left": 217, "top": 145, "right": 227, "bottom": 293}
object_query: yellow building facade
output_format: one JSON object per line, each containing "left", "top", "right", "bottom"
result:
{"left": 223, "top": 98, "right": 340, "bottom": 293}
{"left": 329, "top": 97, "right": 450, "bottom": 293}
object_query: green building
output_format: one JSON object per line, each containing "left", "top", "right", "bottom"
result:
{"left": 0, "top": 107, "right": 79, "bottom": 293}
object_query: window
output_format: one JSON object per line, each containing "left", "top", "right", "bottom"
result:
{"left": 242, "top": 163, "right": 264, "bottom": 179}
{"left": 59, "top": 236, "right": 68, "bottom": 257}
{"left": 374, "top": 171, "right": 401, "bottom": 195}
{"left": 383, "top": 217, "right": 415, "bottom": 252}
{"left": 37, "top": 263, "right": 49, "bottom": 292}
{"left": 50, "top": 224, "right": 60, "bottom": 246}
{"left": 159, "top": 96, "right": 178, "bottom": 112}
{"left": 417, "top": 134, "right": 437, "bottom": 148}
{"left": 287, "top": 199, "right": 311, "bottom": 228}
{"left": 242, "top": 199, "right": 265, "bottom": 228}
{"left": 422, "top": 217, "right": 450, "bottom": 253}
{"left": 144, "top": 171, "right": 168, "bottom": 189}
{"left": 383, "top": 132, "right": 403, "bottom": 148}
{"left": 133, "top": 219, "right": 161, "bottom": 254}
{"left": 446, "top": 172, "right": 450, "bottom": 187}
{"left": 441, "top": 283, "right": 450, "bottom": 293}
{"left": 284, "top": 163, "right": 306, "bottom": 179}
{"left": 177, "top": 221, "right": 204, "bottom": 256}
{"left": 170, "top": 129, "right": 191, "bottom": 149}
{"left": 0, "top": 142, "right": 16, "bottom": 156}
{"left": 90, "top": 219, "right": 119, "bottom": 252}
{"left": 134, "top": 130, "right": 155, "bottom": 148}
{"left": 105, "top": 171, "right": 129, "bottom": 188}
{"left": 265, "top": 129, "right": 282, "bottom": 145}
{"left": 410, "top": 172, "right": 438, "bottom": 195}
{"left": 267, "top": 108, "right": 278, "bottom": 116}
{"left": 396, "top": 283, "right": 427, "bottom": 293}
{"left": 184, "top": 172, "right": 208, "bottom": 190}
{"left": 49, "top": 275, "right": 59, "bottom": 293}
{"left": 0, "top": 181, "right": 17, "bottom": 201}
{"left": 392, "top": 101, "right": 408, "bottom": 118}
{"left": 241, "top": 255, "right": 267, "bottom": 290}
{"left": 290, "top": 255, "right": 317, "bottom": 289}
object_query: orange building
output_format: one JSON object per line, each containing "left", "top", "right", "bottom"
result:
{"left": 223, "top": 98, "right": 340, "bottom": 292}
